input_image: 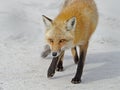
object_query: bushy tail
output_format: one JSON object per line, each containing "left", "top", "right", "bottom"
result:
{"left": 41, "top": 45, "right": 51, "bottom": 58}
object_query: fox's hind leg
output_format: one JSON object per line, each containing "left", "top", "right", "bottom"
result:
{"left": 56, "top": 51, "right": 65, "bottom": 71}
{"left": 71, "top": 47, "right": 79, "bottom": 64}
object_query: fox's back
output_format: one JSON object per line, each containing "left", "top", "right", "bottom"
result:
{"left": 54, "top": 0, "right": 98, "bottom": 45}
{"left": 56, "top": 0, "right": 98, "bottom": 22}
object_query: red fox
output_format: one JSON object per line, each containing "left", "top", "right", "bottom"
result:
{"left": 42, "top": 0, "right": 98, "bottom": 84}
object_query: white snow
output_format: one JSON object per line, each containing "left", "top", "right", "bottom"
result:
{"left": 0, "top": 0, "right": 120, "bottom": 90}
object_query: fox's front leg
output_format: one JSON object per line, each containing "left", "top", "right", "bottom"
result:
{"left": 47, "top": 56, "right": 59, "bottom": 78}
{"left": 71, "top": 42, "right": 89, "bottom": 84}
{"left": 47, "top": 51, "right": 65, "bottom": 77}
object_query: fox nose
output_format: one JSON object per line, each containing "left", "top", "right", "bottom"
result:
{"left": 52, "top": 52, "right": 57, "bottom": 57}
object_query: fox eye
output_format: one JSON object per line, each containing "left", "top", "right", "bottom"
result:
{"left": 59, "top": 39, "right": 66, "bottom": 43}
{"left": 49, "top": 39, "right": 53, "bottom": 43}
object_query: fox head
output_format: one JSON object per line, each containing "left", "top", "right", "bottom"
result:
{"left": 42, "top": 15, "right": 76, "bottom": 57}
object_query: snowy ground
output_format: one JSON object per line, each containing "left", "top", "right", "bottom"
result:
{"left": 0, "top": 0, "right": 120, "bottom": 90}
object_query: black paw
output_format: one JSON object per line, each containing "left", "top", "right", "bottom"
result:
{"left": 71, "top": 77, "right": 81, "bottom": 84}
{"left": 47, "top": 68, "right": 55, "bottom": 78}
{"left": 56, "top": 67, "right": 64, "bottom": 72}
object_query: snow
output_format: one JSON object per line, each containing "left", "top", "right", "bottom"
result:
{"left": 0, "top": 0, "right": 120, "bottom": 90}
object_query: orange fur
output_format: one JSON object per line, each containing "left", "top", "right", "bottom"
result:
{"left": 55, "top": 0, "right": 98, "bottom": 45}
{"left": 42, "top": 0, "right": 99, "bottom": 84}
{"left": 43, "top": 0, "right": 98, "bottom": 54}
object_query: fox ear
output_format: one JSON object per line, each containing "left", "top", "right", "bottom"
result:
{"left": 42, "top": 15, "right": 53, "bottom": 29}
{"left": 65, "top": 17, "right": 76, "bottom": 31}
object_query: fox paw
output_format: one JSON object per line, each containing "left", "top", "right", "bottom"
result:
{"left": 71, "top": 78, "right": 81, "bottom": 84}
{"left": 47, "top": 69, "right": 55, "bottom": 78}
{"left": 56, "top": 67, "right": 64, "bottom": 72}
